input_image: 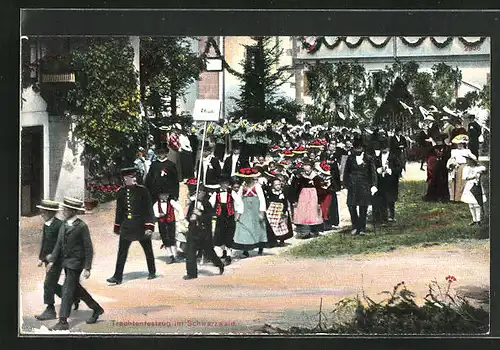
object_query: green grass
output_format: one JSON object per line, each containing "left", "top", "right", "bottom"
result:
{"left": 288, "top": 170, "right": 490, "bottom": 258}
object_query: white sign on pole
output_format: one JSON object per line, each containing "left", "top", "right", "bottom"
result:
{"left": 193, "top": 99, "right": 221, "bottom": 121}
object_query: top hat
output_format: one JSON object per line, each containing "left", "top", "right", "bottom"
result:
{"left": 120, "top": 167, "right": 138, "bottom": 177}
{"left": 61, "top": 197, "right": 85, "bottom": 212}
{"left": 36, "top": 199, "right": 60, "bottom": 211}
{"left": 352, "top": 138, "right": 364, "bottom": 149}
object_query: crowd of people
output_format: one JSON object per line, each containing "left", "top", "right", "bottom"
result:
{"left": 32, "top": 112, "right": 487, "bottom": 330}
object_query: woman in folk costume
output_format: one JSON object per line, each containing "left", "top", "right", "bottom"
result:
{"left": 209, "top": 178, "right": 243, "bottom": 266}
{"left": 265, "top": 177, "right": 294, "bottom": 246}
{"left": 232, "top": 168, "right": 268, "bottom": 257}
{"left": 292, "top": 161, "right": 325, "bottom": 239}
{"left": 461, "top": 154, "right": 487, "bottom": 226}
{"left": 153, "top": 191, "right": 187, "bottom": 264}
{"left": 424, "top": 134, "right": 452, "bottom": 202}
{"left": 316, "top": 160, "right": 341, "bottom": 231}
{"left": 447, "top": 134, "right": 474, "bottom": 202}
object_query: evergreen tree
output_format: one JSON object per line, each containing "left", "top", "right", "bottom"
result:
{"left": 229, "top": 36, "right": 300, "bottom": 123}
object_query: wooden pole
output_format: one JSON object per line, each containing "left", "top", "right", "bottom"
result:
{"left": 194, "top": 121, "right": 208, "bottom": 210}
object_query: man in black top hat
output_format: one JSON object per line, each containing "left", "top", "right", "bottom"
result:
{"left": 222, "top": 140, "right": 250, "bottom": 180}
{"left": 343, "top": 138, "right": 378, "bottom": 235}
{"left": 107, "top": 167, "right": 156, "bottom": 285}
{"left": 467, "top": 114, "right": 482, "bottom": 158}
{"left": 145, "top": 147, "right": 179, "bottom": 203}
{"left": 47, "top": 197, "right": 104, "bottom": 330}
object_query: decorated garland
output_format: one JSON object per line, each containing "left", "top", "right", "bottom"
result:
{"left": 301, "top": 36, "right": 487, "bottom": 53}
{"left": 399, "top": 37, "right": 427, "bottom": 47}
{"left": 458, "top": 37, "right": 486, "bottom": 47}
{"left": 429, "top": 37, "right": 454, "bottom": 49}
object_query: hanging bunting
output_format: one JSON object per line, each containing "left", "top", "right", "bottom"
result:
{"left": 367, "top": 37, "right": 393, "bottom": 48}
{"left": 399, "top": 37, "right": 427, "bottom": 47}
{"left": 429, "top": 37, "right": 453, "bottom": 48}
{"left": 458, "top": 37, "right": 486, "bottom": 47}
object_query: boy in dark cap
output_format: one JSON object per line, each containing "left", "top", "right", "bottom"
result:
{"left": 107, "top": 167, "right": 156, "bottom": 285}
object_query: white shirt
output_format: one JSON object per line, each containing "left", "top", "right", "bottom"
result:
{"left": 381, "top": 152, "right": 389, "bottom": 167}
{"left": 44, "top": 216, "right": 55, "bottom": 227}
{"left": 231, "top": 154, "right": 240, "bottom": 177}
{"left": 179, "top": 134, "right": 192, "bottom": 152}
{"left": 66, "top": 215, "right": 78, "bottom": 226}
{"left": 153, "top": 199, "right": 184, "bottom": 218}
{"left": 208, "top": 190, "right": 244, "bottom": 214}
{"left": 355, "top": 152, "right": 364, "bottom": 165}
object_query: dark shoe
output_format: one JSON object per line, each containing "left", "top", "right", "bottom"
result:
{"left": 50, "top": 320, "right": 69, "bottom": 331}
{"left": 224, "top": 256, "right": 232, "bottom": 266}
{"left": 242, "top": 251, "right": 249, "bottom": 258}
{"left": 147, "top": 273, "right": 157, "bottom": 280}
{"left": 73, "top": 298, "right": 80, "bottom": 311}
{"left": 221, "top": 250, "right": 227, "bottom": 259}
{"left": 35, "top": 306, "right": 57, "bottom": 321}
{"left": 86, "top": 307, "right": 104, "bottom": 324}
{"left": 219, "top": 264, "right": 224, "bottom": 275}
{"left": 183, "top": 274, "right": 197, "bottom": 280}
{"left": 166, "top": 255, "right": 175, "bottom": 264}
{"left": 176, "top": 251, "right": 185, "bottom": 259}
{"left": 106, "top": 276, "right": 122, "bottom": 285}
{"left": 258, "top": 247, "right": 263, "bottom": 256}
{"left": 469, "top": 221, "right": 477, "bottom": 226}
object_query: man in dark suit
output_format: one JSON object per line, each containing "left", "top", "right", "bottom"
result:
{"left": 107, "top": 167, "right": 156, "bottom": 285}
{"left": 46, "top": 197, "right": 104, "bottom": 330}
{"left": 343, "top": 138, "right": 378, "bottom": 236}
{"left": 467, "top": 114, "right": 482, "bottom": 158}
{"left": 145, "top": 147, "right": 179, "bottom": 203}
{"left": 35, "top": 200, "right": 64, "bottom": 321}
{"left": 389, "top": 126, "right": 408, "bottom": 172}
{"left": 222, "top": 141, "right": 250, "bottom": 180}
{"left": 183, "top": 186, "right": 224, "bottom": 280}
{"left": 196, "top": 143, "right": 222, "bottom": 193}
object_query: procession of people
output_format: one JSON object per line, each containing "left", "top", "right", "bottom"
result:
{"left": 32, "top": 107, "right": 487, "bottom": 330}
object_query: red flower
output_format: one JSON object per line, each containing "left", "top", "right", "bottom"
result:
{"left": 445, "top": 275, "right": 457, "bottom": 283}
{"left": 186, "top": 177, "right": 198, "bottom": 185}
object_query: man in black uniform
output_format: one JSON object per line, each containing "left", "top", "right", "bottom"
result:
{"left": 107, "top": 167, "right": 156, "bottom": 285}
{"left": 222, "top": 140, "right": 250, "bottom": 180}
{"left": 145, "top": 147, "right": 179, "bottom": 203}
{"left": 183, "top": 186, "right": 224, "bottom": 280}
{"left": 467, "top": 114, "right": 482, "bottom": 159}
{"left": 47, "top": 197, "right": 104, "bottom": 330}
{"left": 35, "top": 200, "right": 64, "bottom": 321}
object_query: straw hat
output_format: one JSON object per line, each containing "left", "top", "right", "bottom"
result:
{"left": 60, "top": 197, "right": 85, "bottom": 212}
{"left": 315, "top": 161, "right": 331, "bottom": 175}
{"left": 292, "top": 146, "right": 307, "bottom": 154}
{"left": 281, "top": 149, "right": 295, "bottom": 157}
{"left": 452, "top": 134, "right": 469, "bottom": 144}
{"left": 36, "top": 199, "right": 60, "bottom": 211}
{"left": 236, "top": 167, "right": 261, "bottom": 178}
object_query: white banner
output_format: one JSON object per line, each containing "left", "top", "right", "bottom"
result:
{"left": 192, "top": 99, "right": 221, "bottom": 121}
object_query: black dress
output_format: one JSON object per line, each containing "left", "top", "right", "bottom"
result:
{"left": 424, "top": 144, "right": 451, "bottom": 202}
{"left": 212, "top": 190, "right": 237, "bottom": 249}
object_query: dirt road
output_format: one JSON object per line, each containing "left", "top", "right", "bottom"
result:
{"left": 19, "top": 162, "right": 489, "bottom": 334}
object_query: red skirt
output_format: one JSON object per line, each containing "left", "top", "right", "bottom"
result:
{"left": 320, "top": 194, "right": 332, "bottom": 221}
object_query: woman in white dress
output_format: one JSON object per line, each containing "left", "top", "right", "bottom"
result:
{"left": 447, "top": 134, "right": 474, "bottom": 201}
{"left": 461, "top": 154, "right": 487, "bottom": 226}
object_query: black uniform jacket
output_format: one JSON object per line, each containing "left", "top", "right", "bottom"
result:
{"left": 145, "top": 159, "right": 180, "bottom": 200}
{"left": 114, "top": 184, "right": 155, "bottom": 241}
{"left": 39, "top": 218, "right": 63, "bottom": 263}
{"left": 49, "top": 218, "right": 93, "bottom": 271}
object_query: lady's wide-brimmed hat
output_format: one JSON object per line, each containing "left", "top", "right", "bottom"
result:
{"left": 270, "top": 145, "right": 282, "bottom": 153}
{"left": 264, "top": 169, "right": 279, "bottom": 178}
{"left": 36, "top": 199, "right": 60, "bottom": 212}
{"left": 236, "top": 167, "right": 261, "bottom": 178}
{"left": 308, "top": 139, "right": 327, "bottom": 149}
{"left": 452, "top": 134, "right": 469, "bottom": 144}
{"left": 281, "top": 149, "right": 295, "bottom": 157}
{"left": 293, "top": 146, "right": 307, "bottom": 154}
{"left": 60, "top": 197, "right": 86, "bottom": 212}
{"left": 315, "top": 161, "right": 331, "bottom": 175}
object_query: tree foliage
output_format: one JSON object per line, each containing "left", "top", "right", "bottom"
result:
{"left": 140, "top": 37, "right": 203, "bottom": 120}
{"left": 66, "top": 38, "right": 144, "bottom": 174}
{"left": 229, "top": 36, "right": 301, "bottom": 123}
{"left": 432, "top": 62, "right": 462, "bottom": 109}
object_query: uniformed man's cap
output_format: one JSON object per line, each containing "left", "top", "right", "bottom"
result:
{"left": 121, "top": 167, "right": 138, "bottom": 177}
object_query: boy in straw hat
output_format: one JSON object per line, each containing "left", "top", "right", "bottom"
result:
{"left": 34, "top": 200, "right": 65, "bottom": 321}
{"left": 46, "top": 197, "right": 104, "bottom": 330}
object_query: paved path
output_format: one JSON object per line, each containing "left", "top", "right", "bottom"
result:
{"left": 19, "top": 162, "right": 489, "bottom": 334}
